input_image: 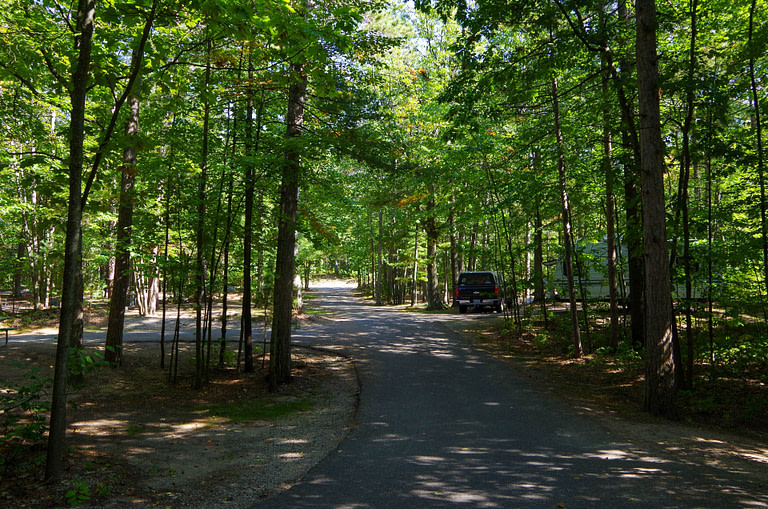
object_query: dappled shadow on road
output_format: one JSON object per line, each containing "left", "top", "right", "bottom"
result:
{"left": 271, "top": 421, "right": 767, "bottom": 507}
{"left": 271, "top": 282, "right": 768, "bottom": 508}
{"left": 271, "top": 407, "right": 766, "bottom": 507}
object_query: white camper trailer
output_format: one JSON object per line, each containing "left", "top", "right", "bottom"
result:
{"left": 552, "top": 241, "right": 629, "bottom": 301}
{"left": 552, "top": 239, "right": 713, "bottom": 301}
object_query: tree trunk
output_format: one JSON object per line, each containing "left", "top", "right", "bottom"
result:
{"left": 748, "top": 0, "right": 768, "bottom": 304}
{"left": 134, "top": 272, "right": 146, "bottom": 316}
{"left": 104, "top": 235, "right": 115, "bottom": 299}
{"left": 389, "top": 240, "right": 397, "bottom": 304}
{"left": 71, "top": 272, "right": 84, "bottom": 351}
{"left": 531, "top": 152, "right": 546, "bottom": 306}
{"left": 616, "top": 0, "right": 645, "bottom": 351}
{"left": 637, "top": 0, "right": 677, "bottom": 418}
{"left": 303, "top": 262, "right": 311, "bottom": 291}
{"left": 449, "top": 203, "right": 458, "bottom": 300}
{"left": 705, "top": 109, "right": 715, "bottom": 363}
{"left": 270, "top": 54, "right": 308, "bottom": 389}
{"left": 105, "top": 77, "right": 141, "bottom": 366}
{"left": 411, "top": 223, "right": 419, "bottom": 306}
{"left": 220, "top": 178, "right": 233, "bottom": 368}
{"left": 369, "top": 212, "right": 375, "bottom": 294}
{"left": 194, "top": 37, "right": 212, "bottom": 389}
{"left": 524, "top": 221, "right": 532, "bottom": 302}
{"left": 376, "top": 210, "right": 383, "bottom": 305}
{"left": 73, "top": 0, "right": 155, "bottom": 357}
{"left": 601, "top": 52, "right": 620, "bottom": 351}
{"left": 17, "top": 172, "right": 33, "bottom": 303}
{"left": 443, "top": 247, "right": 450, "bottom": 304}
{"left": 425, "top": 203, "right": 443, "bottom": 310}
{"left": 256, "top": 191, "right": 265, "bottom": 294}
{"left": 161, "top": 183, "right": 170, "bottom": 370}
{"left": 533, "top": 203, "right": 545, "bottom": 303}
{"left": 45, "top": 0, "right": 96, "bottom": 482}
{"left": 146, "top": 259, "right": 159, "bottom": 316}
{"left": 552, "top": 76, "right": 583, "bottom": 358}
{"left": 242, "top": 59, "right": 255, "bottom": 373}
{"left": 295, "top": 255, "right": 304, "bottom": 313}
{"left": 468, "top": 224, "right": 478, "bottom": 271}
{"left": 672, "top": 0, "right": 699, "bottom": 390}
{"left": 13, "top": 241, "right": 23, "bottom": 300}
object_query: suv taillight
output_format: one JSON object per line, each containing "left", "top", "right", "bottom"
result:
{"left": 494, "top": 287, "right": 499, "bottom": 295}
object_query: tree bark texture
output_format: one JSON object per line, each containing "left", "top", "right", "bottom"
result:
{"left": 601, "top": 52, "right": 620, "bottom": 351}
{"left": 552, "top": 76, "right": 583, "bottom": 358}
{"left": 270, "top": 61, "right": 307, "bottom": 388}
{"left": 242, "top": 60, "right": 255, "bottom": 373}
{"left": 748, "top": 0, "right": 768, "bottom": 302}
{"left": 194, "top": 38, "right": 212, "bottom": 389}
{"left": 425, "top": 206, "right": 443, "bottom": 310}
{"left": 105, "top": 79, "right": 141, "bottom": 366}
{"left": 616, "top": 0, "right": 645, "bottom": 351}
{"left": 637, "top": 0, "right": 678, "bottom": 418}
{"left": 46, "top": 0, "right": 96, "bottom": 482}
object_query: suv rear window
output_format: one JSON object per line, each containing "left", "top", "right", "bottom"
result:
{"left": 458, "top": 273, "right": 494, "bottom": 285}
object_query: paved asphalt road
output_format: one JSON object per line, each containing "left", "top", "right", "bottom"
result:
{"left": 7, "top": 316, "right": 201, "bottom": 345}
{"left": 254, "top": 283, "right": 767, "bottom": 509}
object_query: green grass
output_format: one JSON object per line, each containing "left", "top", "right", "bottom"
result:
{"left": 205, "top": 399, "right": 315, "bottom": 422}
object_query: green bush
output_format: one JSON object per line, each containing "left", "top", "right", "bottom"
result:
{"left": 713, "top": 335, "right": 768, "bottom": 377}
{"left": 69, "top": 346, "right": 114, "bottom": 377}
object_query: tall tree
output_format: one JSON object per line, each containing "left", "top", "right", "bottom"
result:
{"left": 748, "top": 0, "right": 768, "bottom": 301}
{"left": 669, "top": 0, "right": 700, "bottom": 389}
{"left": 636, "top": 0, "right": 677, "bottom": 418}
{"left": 270, "top": 1, "right": 311, "bottom": 388}
{"left": 104, "top": 75, "right": 142, "bottom": 367}
{"left": 601, "top": 50, "right": 620, "bottom": 351}
{"left": 424, "top": 196, "right": 444, "bottom": 310}
{"left": 45, "top": 0, "right": 96, "bottom": 482}
{"left": 552, "top": 75, "right": 583, "bottom": 358}
{"left": 242, "top": 56, "right": 257, "bottom": 374}
{"left": 192, "top": 36, "right": 213, "bottom": 389}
